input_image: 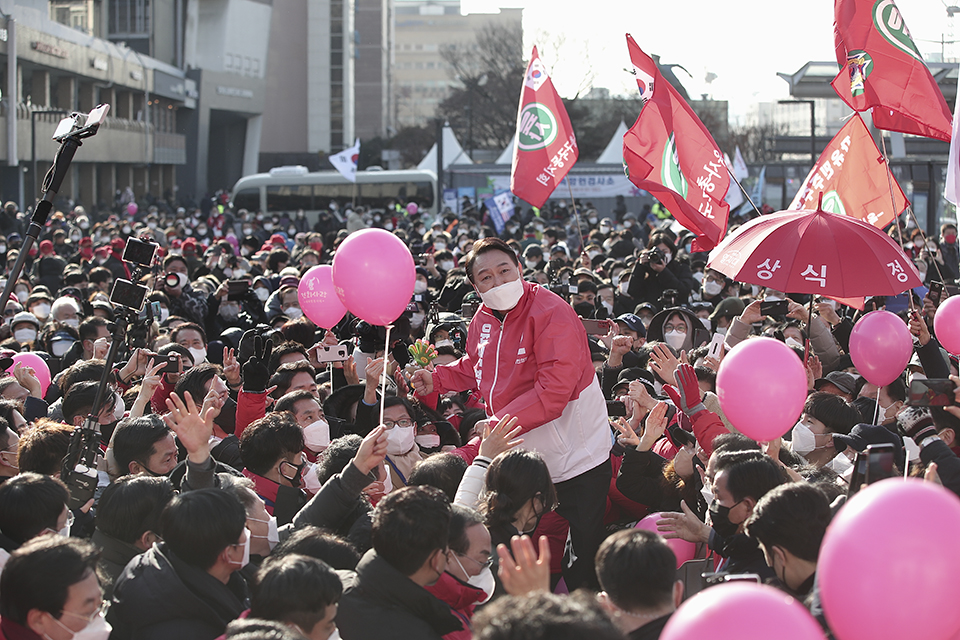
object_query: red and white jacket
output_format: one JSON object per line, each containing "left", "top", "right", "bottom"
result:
{"left": 432, "top": 280, "right": 610, "bottom": 482}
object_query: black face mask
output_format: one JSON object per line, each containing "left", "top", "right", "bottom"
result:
{"left": 279, "top": 459, "right": 306, "bottom": 486}
{"left": 214, "top": 397, "right": 237, "bottom": 433}
{"left": 709, "top": 499, "right": 741, "bottom": 539}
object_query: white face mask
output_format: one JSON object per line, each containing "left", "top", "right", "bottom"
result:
{"left": 15, "top": 290, "right": 28, "bottom": 303}
{"left": 703, "top": 281, "right": 723, "bottom": 297}
{"left": 303, "top": 419, "right": 331, "bottom": 452}
{"left": 410, "top": 311, "right": 426, "bottom": 328}
{"left": 52, "top": 611, "right": 112, "bottom": 640}
{"left": 601, "top": 300, "right": 614, "bottom": 314}
{"left": 63, "top": 317, "right": 80, "bottom": 329}
{"left": 232, "top": 528, "right": 251, "bottom": 568}
{"left": 826, "top": 452, "right": 854, "bottom": 478}
{"left": 764, "top": 295, "right": 783, "bottom": 302}
{"left": 618, "top": 281, "right": 630, "bottom": 295}
{"left": 51, "top": 340, "right": 76, "bottom": 357}
{"left": 479, "top": 278, "right": 524, "bottom": 311}
{"left": 33, "top": 303, "right": 51, "bottom": 319}
{"left": 188, "top": 346, "right": 207, "bottom": 365}
{"left": 791, "top": 422, "right": 818, "bottom": 456}
{"left": 699, "top": 317, "right": 711, "bottom": 330}
{"left": 664, "top": 330, "right": 685, "bottom": 351}
{"left": 414, "top": 280, "right": 428, "bottom": 294}
{"left": 525, "top": 259, "right": 539, "bottom": 270}
{"left": 785, "top": 337, "right": 804, "bottom": 350}
{"left": 255, "top": 288, "right": 270, "bottom": 302}
{"left": 386, "top": 425, "right": 416, "bottom": 455}
{"left": 468, "top": 566, "right": 496, "bottom": 604}
{"left": 415, "top": 433, "right": 441, "bottom": 449}
{"left": 14, "top": 328, "right": 37, "bottom": 343}
{"left": 440, "top": 261, "right": 455, "bottom": 271}
{"left": 434, "top": 339, "right": 454, "bottom": 349}
{"left": 700, "top": 482, "right": 714, "bottom": 505}
{"left": 159, "top": 307, "right": 170, "bottom": 323}
{"left": 284, "top": 306, "right": 304, "bottom": 320}
{"left": 250, "top": 515, "right": 281, "bottom": 551}
{"left": 716, "top": 326, "right": 728, "bottom": 336}
{"left": 434, "top": 242, "right": 447, "bottom": 251}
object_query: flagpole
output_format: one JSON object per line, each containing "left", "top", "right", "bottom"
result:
{"left": 878, "top": 132, "right": 918, "bottom": 312}
{"left": 565, "top": 179, "right": 588, "bottom": 265}
{"left": 728, "top": 172, "right": 763, "bottom": 216}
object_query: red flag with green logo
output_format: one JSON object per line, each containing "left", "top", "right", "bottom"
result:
{"left": 510, "top": 46, "right": 578, "bottom": 209}
{"left": 831, "top": 0, "right": 952, "bottom": 142}
{"left": 622, "top": 34, "right": 729, "bottom": 251}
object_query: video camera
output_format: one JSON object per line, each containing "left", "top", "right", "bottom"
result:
{"left": 640, "top": 246, "right": 666, "bottom": 266}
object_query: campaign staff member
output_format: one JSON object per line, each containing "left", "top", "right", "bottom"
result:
{"left": 411, "top": 238, "right": 610, "bottom": 589}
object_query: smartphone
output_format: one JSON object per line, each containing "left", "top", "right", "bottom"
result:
{"left": 461, "top": 300, "right": 480, "bottom": 319}
{"left": 110, "top": 279, "right": 148, "bottom": 312}
{"left": 847, "top": 451, "right": 868, "bottom": 499}
{"left": 606, "top": 400, "right": 627, "bottom": 417}
{"left": 929, "top": 281, "right": 944, "bottom": 306}
{"left": 315, "top": 344, "right": 349, "bottom": 363}
{"left": 760, "top": 300, "right": 789, "bottom": 316}
{"left": 864, "top": 443, "right": 895, "bottom": 484}
{"left": 907, "top": 378, "right": 956, "bottom": 407}
{"left": 707, "top": 333, "right": 725, "bottom": 360}
{"left": 122, "top": 237, "right": 158, "bottom": 267}
{"left": 227, "top": 279, "right": 251, "bottom": 301}
{"left": 581, "top": 318, "right": 612, "bottom": 335}
{"left": 145, "top": 352, "right": 180, "bottom": 374}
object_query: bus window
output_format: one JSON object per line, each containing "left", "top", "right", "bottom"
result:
{"left": 267, "top": 185, "right": 313, "bottom": 211}
{"left": 234, "top": 188, "right": 260, "bottom": 212}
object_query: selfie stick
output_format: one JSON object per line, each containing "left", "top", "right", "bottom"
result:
{"left": 379, "top": 324, "right": 393, "bottom": 426}
{"left": 0, "top": 105, "right": 110, "bottom": 315}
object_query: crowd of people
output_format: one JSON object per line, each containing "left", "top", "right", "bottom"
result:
{"left": 0, "top": 193, "right": 957, "bottom": 640}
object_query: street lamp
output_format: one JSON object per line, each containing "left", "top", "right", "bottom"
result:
{"left": 459, "top": 73, "right": 487, "bottom": 161}
{"left": 31, "top": 109, "right": 69, "bottom": 204}
{"left": 778, "top": 99, "right": 816, "bottom": 168}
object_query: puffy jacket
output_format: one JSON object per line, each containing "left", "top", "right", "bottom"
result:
{"left": 432, "top": 281, "right": 610, "bottom": 482}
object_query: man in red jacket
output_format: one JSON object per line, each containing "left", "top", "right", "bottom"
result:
{"left": 412, "top": 238, "right": 611, "bottom": 589}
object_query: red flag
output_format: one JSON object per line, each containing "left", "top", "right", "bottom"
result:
{"left": 622, "top": 35, "right": 729, "bottom": 251}
{"left": 831, "top": 0, "right": 953, "bottom": 142}
{"left": 789, "top": 113, "right": 908, "bottom": 229}
{"left": 510, "top": 46, "right": 578, "bottom": 209}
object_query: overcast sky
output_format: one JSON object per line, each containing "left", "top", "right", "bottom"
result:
{"left": 461, "top": 0, "right": 956, "bottom": 121}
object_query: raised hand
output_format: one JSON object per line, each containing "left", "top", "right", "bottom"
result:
{"left": 478, "top": 415, "right": 524, "bottom": 459}
{"left": 497, "top": 535, "right": 551, "bottom": 597}
{"left": 649, "top": 343, "right": 682, "bottom": 387}
{"left": 13, "top": 362, "right": 42, "bottom": 398}
{"left": 410, "top": 368, "right": 434, "bottom": 396}
{"left": 657, "top": 500, "right": 712, "bottom": 543}
{"left": 639, "top": 401, "right": 669, "bottom": 451}
{"left": 613, "top": 417, "right": 640, "bottom": 448}
{"left": 353, "top": 425, "right": 388, "bottom": 475}
{"left": 241, "top": 334, "right": 272, "bottom": 393}
{"left": 222, "top": 346, "right": 241, "bottom": 387}
{"left": 163, "top": 391, "right": 217, "bottom": 464}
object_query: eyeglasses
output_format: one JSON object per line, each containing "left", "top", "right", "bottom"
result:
{"left": 663, "top": 323, "right": 688, "bottom": 334}
{"left": 61, "top": 599, "right": 109, "bottom": 623}
{"left": 456, "top": 553, "right": 493, "bottom": 571}
{"left": 382, "top": 419, "right": 414, "bottom": 429}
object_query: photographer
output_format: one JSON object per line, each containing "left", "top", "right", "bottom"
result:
{"left": 627, "top": 245, "right": 685, "bottom": 307}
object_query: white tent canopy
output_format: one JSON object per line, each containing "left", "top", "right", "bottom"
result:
{"left": 495, "top": 135, "right": 516, "bottom": 165}
{"left": 418, "top": 124, "right": 474, "bottom": 170}
{"left": 595, "top": 120, "right": 628, "bottom": 164}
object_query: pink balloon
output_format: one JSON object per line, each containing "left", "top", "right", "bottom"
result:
{"left": 934, "top": 295, "right": 960, "bottom": 355}
{"left": 662, "top": 582, "right": 823, "bottom": 640}
{"left": 635, "top": 513, "right": 696, "bottom": 568}
{"left": 332, "top": 228, "right": 416, "bottom": 326}
{"left": 298, "top": 266, "right": 348, "bottom": 330}
{"left": 819, "top": 478, "right": 960, "bottom": 640}
{"left": 406, "top": 202, "right": 418, "bottom": 215}
{"left": 716, "top": 337, "right": 807, "bottom": 441}
{"left": 849, "top": 310, "right": 913, "bottom": 386}
{"left": 7, "top": 352, "right": 52, "bottom": 396}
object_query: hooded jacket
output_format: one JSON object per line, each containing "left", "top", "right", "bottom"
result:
{"left": 425, "top": 571, "right": 487, "bottom": 640}
{"left": 431, "top": 280, "right": 611, "bottom": 483}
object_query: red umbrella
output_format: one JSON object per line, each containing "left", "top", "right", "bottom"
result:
{"left": 706, "top": 206, "right": 921, "bottom": 296}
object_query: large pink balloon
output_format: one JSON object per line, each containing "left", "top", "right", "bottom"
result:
{"left": 716, "top": 337, "right": 807, "bottom": 441}
{"left": 332, "top": 228, "right": 416, "bottom": 326}
{"left": 635, "top": 513, "right": 696, "bottom": 568}
{"left": 849, "top": 310, "right": 913, "bottom": 386}
{"left": 7, "top": 352, "right": 52, "bottom": 396}
{"left": 298, "top": 266, "right": 347, "bottom": 330}
{"left": 662, "top": 582, "right": 823, "bottom": 640}
{"left": 819, "top": 478, "right": 960, "bottom": 640}
{"left": 934, "top": 295, "right": 960, "bottom": 355}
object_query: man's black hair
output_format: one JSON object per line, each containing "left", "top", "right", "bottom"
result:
{"left": 473, "top": 592, "right": 622, "bottom": 640}
{"left": 371, "top": 485, "right": 451, "bottom": 576}
{"left": 171, "top": 322, "right": 208, "bottom": 346}
{"left": 804, "top": 391, "right": 860, "bottom": 435}
{"left": 448, "top": 505, "right": 485, "bottom": 556}
{"left": 745, "top": 482, "right": 832, "bottom": 563}
{"left": 112, "top": 414, "right": 173, "bottom": 477}
{"left": 95, "top": 475, "right": 176, "bottom": 544}
{"left": 224, "top": 618, "right": 305, "bottom": 640}
{"left": 408, "top": 453, "right": 468, "bottom": 502}
{"left": 160, "top": 488, "right": 246, "bottom": 570}
{"left": 274, "top": 390, "right": 320, "bottom": 416}
{"left": 62, "top": 380, "right": 116, "bottom": 425}
{"left": 0, "top": 472, "right": 69, "bottom": 545}
{"left": 0, "top": 536, "right": 99, "bottom": 624}
{"left": 77, "top": 316, "right": 109, "bottom": 344}
{"left": 249, "top": 554, "right": 342, "bottom": 633}
{"left": 714, "top": 450, "right": 785, "bottom": 504}
{"left": 239, "top": 412, "right": 305, "bottom": 476}
{"left": 268, "top": 361, "right": 317, "bottom": 398}
{"left": 174, "top": 362, "right": 222, "bottom": 405}
{"left": 314, "top": 434, "right": 362, "bottom": 485}
{"left": 271, "top": 525, "right": 361, "bottom": 570}
{"left": 464, "top": 238, "right": 519, "bottom": 284}
{"left": 596, "top": 529, "right": 677, "bottom": 612}
{"left": 268, "top": 341, "right": 309, "bottom": 372}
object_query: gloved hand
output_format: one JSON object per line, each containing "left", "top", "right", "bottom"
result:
{"left": 898, "top": 406, "right": 938, "bottom": 444}
{"left": 665, "top": 364, "right": 706, "bottom": 417}
{"left": 241, "top": 334, "right": 273, "bottom": 394}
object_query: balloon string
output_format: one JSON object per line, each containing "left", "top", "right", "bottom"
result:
{"left": 873, "top": 385, "right": 881, "bottom": 426}
{"left": 379, "top": 324, "right": 393, "bottom": 427}
{"left": 329, "top": 362, "right": 334, "bottom": 394}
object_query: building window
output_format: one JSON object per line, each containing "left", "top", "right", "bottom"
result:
{"left": 109, "top": 0, "right": 150, "bottom": 35}
{"left": 330, "top": 0, "right": 345, "bottom": 151}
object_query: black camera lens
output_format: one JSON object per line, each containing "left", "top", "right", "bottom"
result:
{"left": 164, "top": 272, "right": 181, "bottom": 288}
